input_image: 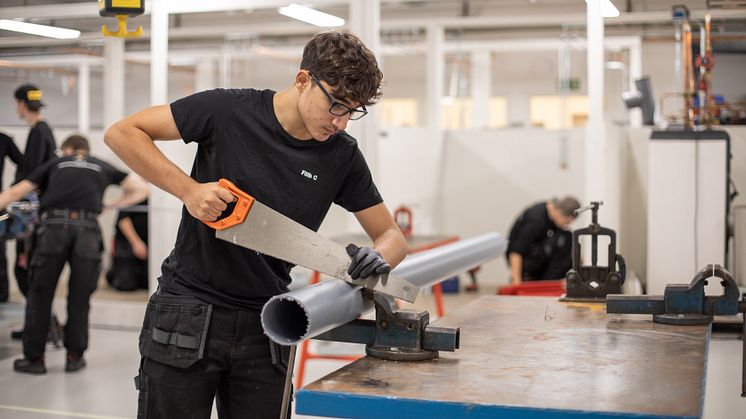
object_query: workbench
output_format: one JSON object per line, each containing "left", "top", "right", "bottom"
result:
{"left": 296, "top": 295, "right": 709, "bottom": 419}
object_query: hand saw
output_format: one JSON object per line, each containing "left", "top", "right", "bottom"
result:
{"left": 202, "top": 179, "right": 420, "bottom": 303}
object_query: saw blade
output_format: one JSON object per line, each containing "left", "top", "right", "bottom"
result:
{"left": 215, "top": 200, "right": 420, "bottom": 303}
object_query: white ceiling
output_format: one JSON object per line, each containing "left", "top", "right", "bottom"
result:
{"left": 1, "top": 0, "right": 745, "bottom": 55}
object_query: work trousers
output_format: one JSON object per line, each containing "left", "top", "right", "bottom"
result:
{"left": 15, "top": 238, "right": 30, "bottom": 297}
{"left": 136, "top": 291, "right": 291, "bottom": 419}
{"left": 23, "top": 218, "right": 102, "bottom": 360}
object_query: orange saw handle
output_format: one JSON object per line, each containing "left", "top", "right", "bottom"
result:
{"left": 202, "top": 178, "right": 255, "bottom": 230}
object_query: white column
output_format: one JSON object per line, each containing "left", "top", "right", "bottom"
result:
{"left": 149, "top": 0, "right": 195, "bottom": 293}
{"left": 585, "top": 0, "right": 606, "bottom": 207}
{"left": 507, "top": 90, "right": 529, "bottom": 127}
{"left": 150, "top": 0, "right": 168, "bottom": 105}
{"left": 470, "top": 50, "right": 491, "bottom": 129}
{"left": 426, "top": 24, "right": 444, "bottom": 133}
{"left": 195, "top": 58, "right": 216, "bottom": 92}
{"left": 103, "top": 37, "right": 124, "bottom": 131}
{"left": 77, "top": 62, "right": 90, "bottom": 133}
{"left": 426, "top": 24, "right": 446, "bottom": 233}
{"left": 348, "top": 0, "right": 380, "bottom": 176}
{"left": 628, "top": 38, "right": 643, "bottom": 127}
{"left": 219, "top": 52, "right": 231, "bottom": 87}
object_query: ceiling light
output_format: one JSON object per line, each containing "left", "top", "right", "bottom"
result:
{"left": 584, "top": 0, "right": 620, "bottom": 18}
{"left": 278, "top": 3, "right": 344, "bottom": 27}
{"left": 0, "top": 19, "right": 81, "bottom": 39}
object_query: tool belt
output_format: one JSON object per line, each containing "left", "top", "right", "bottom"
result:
{"left": 41, "top": 208, "right": 99, "bottom": 222}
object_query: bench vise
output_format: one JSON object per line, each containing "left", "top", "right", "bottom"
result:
{"left": 606, "top": 264, "right": 745, "bottom": 397}
{"left": 314, "top": 290, "right": 460, "bottom": 361}
{"left": 606, "top": 264, "right": 743, "bottom": 325}
{"left": 562, "top": 201, "right": 626, "bottom": 302}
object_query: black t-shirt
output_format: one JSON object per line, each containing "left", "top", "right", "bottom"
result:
{"left": 0, "top": 132, "right": 23, "bottom": 188}
{"left": 26, "top": 154, "right": 128, "bottom": 213}
{"left": 15, "top": 120, "right": 56, "bottom": 184}
{"left": 507, "top": 202, "right": 554, "bottom": 257}
{"left": 164, "top": 88, "right": 383, "bottom": 310}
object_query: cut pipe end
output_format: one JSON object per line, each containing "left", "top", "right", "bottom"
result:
{"left": 261, "top": 295, "right": 310, "bottom": 345}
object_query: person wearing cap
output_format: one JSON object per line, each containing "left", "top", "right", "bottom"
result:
{"left": 0, "top": 132, "right": 23, "bottom": 302}
{"left": 13, "top": 83, "right": 57, "bottom": 297}
{"left": 506, "top": 196, "right": 581, "bottom": 285}
{"left": 0, "top": 134, "right": 148, "bottom": 374}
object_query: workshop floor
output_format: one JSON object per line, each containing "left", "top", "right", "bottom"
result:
{"left": 0, "top": 282, "right": 743, "bottom": 419}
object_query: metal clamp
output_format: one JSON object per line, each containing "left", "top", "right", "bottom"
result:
{"left": 314, "top": 290, "right": 460, "bottom": 361}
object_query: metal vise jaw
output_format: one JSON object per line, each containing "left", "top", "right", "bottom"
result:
{"left": 606, "top": 264, "right": 742, "bottom": 325}
{"left": 314, "top": 291, "right": 460, "bottom": 361}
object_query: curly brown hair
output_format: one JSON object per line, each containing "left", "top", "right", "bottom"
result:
{"left": 300, "top": 31, "right": 383, "bottom": 106}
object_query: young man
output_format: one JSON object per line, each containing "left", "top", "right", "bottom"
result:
{"left": 0, "top": 134, "right": 148, "bottom": 374}
{"left": 13, "top": 83, "right": 57, "bottom": 296}
{"left": 506, "top": 196, "right": 581, "bottom": 285}
{"left": 105, "top": 31, "right": 407, "bottom": 418}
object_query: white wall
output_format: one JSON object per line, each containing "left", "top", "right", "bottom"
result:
{"left": 375, "top": 127, "right": 586, "bottom": 285}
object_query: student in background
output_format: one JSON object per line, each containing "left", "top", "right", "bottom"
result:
{"left": 506, "top": 196, "right": 580, "bottom": 285}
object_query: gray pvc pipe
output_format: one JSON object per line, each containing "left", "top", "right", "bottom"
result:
{"left": 261, "top": 232, "right": 506, "bottom": 345}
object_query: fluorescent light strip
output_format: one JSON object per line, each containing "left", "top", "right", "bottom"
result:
{"left": 278, "top": 3, "right": 345, "bottom": 27}
{"left": 585, "top": 0, "right": 620, "bottom": 18}
{"left": 0, "top": 19, "right": 81, "bottom": 39}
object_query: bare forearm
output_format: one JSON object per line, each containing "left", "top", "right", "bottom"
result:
{"left": 105, "top": 123, "right": 195, "bottom": 201}
{"left": 0, "top": 180, "right": 36, "bottom": 210}
{"left": 509, "top": 252, "right": 523, "bottom": 285}
{"left": 119, "top": 218, "right": 144, "bottom": 247}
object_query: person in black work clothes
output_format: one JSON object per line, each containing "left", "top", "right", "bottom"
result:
{"left": 0, "top": 134, "right": 148, "bottom": 374}
{"left": 0, "top": 132, "right": 23, "bottom": 302}
{"left": 106, "top": 198, "right": 149, "bottom": 291}
{"left": 105, "top": 31, "right": 407, "bottom": 418}
{"left": 13, "top": 83, "right": 57, "bottom": 296}
{"left": 506, "top": 196, "right": 581, "bottom": 285}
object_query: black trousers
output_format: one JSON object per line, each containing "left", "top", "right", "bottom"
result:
{"left": 136, "top": 293, "right": 290, "bottom": 419}
{"left": 15, "top": 238, "right": 30, "bottom": 297}
{"left": 22, "top": 218, "right": 102, "bottom": 360}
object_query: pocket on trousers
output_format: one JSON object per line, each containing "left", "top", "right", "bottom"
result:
{"left": 138, "top": 293, "right": 212, "bottom": 369}
{"left": 74, "top": 228, "right": 103, "bottom": 261}
{"left": 33, "top": 225, "right": 66, "bottom": 256}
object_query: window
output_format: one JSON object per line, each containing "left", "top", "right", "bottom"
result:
{"left": 441, "top": 97, "right": 507, "bottom": 129}
{"left": 529, "top": 96, "right": 589, "bottom": 130}
{"left": 378, "top": 98, "right": 418, "bottom": 127}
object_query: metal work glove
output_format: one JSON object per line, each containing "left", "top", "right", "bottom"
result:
{"left": 345, "top": 244, "right": 391, "bottom": 280}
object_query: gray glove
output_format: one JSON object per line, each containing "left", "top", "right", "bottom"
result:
{"left": 345, "top": 244, "right": 391, "bottom": 280}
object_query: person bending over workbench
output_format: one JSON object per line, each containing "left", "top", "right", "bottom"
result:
{"left": 105, "top": 30, "right": 407, "bottom": 418}
{"left": 506, "top": 196, "right": 580, "bottom": 285}
{"left": 0, "top": 134, "right": 148, "bottom": 374}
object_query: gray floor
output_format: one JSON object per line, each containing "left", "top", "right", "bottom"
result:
{"left": 0, "top": 291, "right": 743, "bottom": 419}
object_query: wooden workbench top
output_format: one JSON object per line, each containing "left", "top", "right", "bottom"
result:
{"left": 296, "top": 295, "right": 709, "bottom": 419}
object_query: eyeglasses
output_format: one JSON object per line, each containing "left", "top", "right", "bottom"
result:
{"left": 309, "top": 72, "right": 368, "bottom": 121}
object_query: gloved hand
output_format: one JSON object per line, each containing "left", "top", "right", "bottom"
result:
{"left": 345, "top": 244, "right": 391, "bottom": 280}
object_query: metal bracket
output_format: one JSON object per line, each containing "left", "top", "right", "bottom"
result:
{"left": 313, "top": 290, "right": 460, "bottom": 361}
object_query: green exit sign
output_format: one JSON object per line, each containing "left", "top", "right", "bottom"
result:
{"left": 558, "top": 78, "right": 581, "bottom": 91}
